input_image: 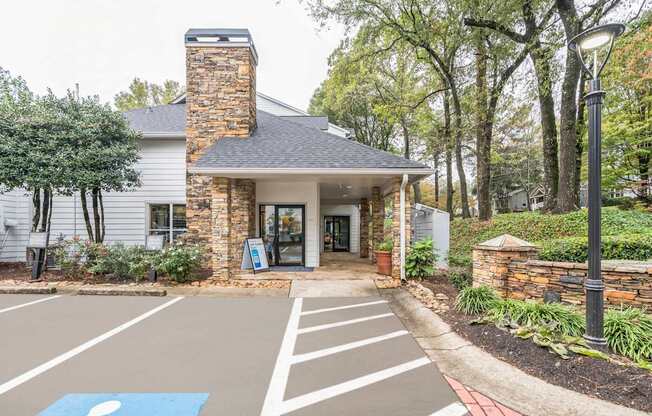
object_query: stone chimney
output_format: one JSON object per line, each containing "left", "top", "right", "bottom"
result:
{"left": 184, "top": 29, "right": 258, "bottom": 264}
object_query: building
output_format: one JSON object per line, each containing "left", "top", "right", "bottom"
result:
{"left": 0, "top": 28, "right": 433, "bottom": 279}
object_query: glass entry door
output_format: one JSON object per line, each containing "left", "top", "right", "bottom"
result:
{"left": 324, "top": 216, "right": 350, "bottom": 252}
{"left": 259, "top": 205, "right": 305, "bottom": 266}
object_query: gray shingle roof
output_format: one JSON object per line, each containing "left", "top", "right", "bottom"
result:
{"left": 193, "top": 111, "right": 430, "bottom": 170}
{"left": 123, "top": 104, "right": 185, "bottom": 134}
{"left": 279, "top": 115, "right": 329, "bottom": 131}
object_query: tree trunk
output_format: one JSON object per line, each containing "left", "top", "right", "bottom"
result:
{"left": 91, "top": 188, "right": 102, "bottom": 244}
{"left": 452, "top": 95, "right": 471, "bottom": 218}
{"left": 31, "top": 189, "right": 41, "bottom": 232}
{"left": 40, "top": 188, "right": 51, "bottom": 232}
{"left": 98, "top": 189, "right": 105, "bottom": 242}
{"left": 475, "top": 39, "right": 491, "bottom": 221}
{"left": 531, "top": 47, "right": 560, "bottom": 211}
{"left": 444, "top": 92, "right": 454, "bottom": 217}
{"left": 575, "top": 76, "right": 587, "bottom": 207}
{"left": 434, "top": 152, "right": 440, "bottom": 209}
{"left": 80, "top": 189, "right": 95, "bottom": 242}
{"left": 555, "top": 0, "right": 582, "bottom": 213}
{"left": 400, "top": 117, "right": 421, "bottom": 203}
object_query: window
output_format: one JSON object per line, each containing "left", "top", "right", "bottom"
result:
{"left": 148, "top": 203, "right": 186, "bottom": 244}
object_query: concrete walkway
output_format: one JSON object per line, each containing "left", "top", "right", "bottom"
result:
{"left": 384, "top": 288, "right": 648, "bottom": 416}
{"left": 290, "top": 280, "right": 379, "bottom": 297}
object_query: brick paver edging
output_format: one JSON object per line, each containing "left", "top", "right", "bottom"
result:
{"left": 445, "top": 375, "right": 523, "bottom": 416}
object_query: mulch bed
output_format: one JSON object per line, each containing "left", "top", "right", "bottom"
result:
{"left": 421, "top": 275, "right": 652, "bottom": 413}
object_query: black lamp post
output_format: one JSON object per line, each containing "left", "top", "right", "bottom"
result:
{"left": 568, "top": 23, "right": 625, "bottom": 346}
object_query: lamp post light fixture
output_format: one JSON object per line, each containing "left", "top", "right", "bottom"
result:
{"left": 568, "top": 23, "right": 625, "bottom": 347}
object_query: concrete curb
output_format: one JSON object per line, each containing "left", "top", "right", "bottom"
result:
{"left": 382, "top": 288, "right": 648, "bottom": 416}
{"left": 165, "top": 286, "right": 290, "bottom": 297}
{"left": 76, "top": 287, "right": 167, "bottom": 297}
{"left": 0, "top": 286, "right": 57, "bottom": 295}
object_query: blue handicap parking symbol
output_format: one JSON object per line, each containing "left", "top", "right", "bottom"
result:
{"left": 38, "top": 393, "right": 209, "bottom": 416}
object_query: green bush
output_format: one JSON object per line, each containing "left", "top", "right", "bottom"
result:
{"left": 89, "top": 243, "right": 152, "bottom": 280}
{"left": 155, "top": 243, "right": 203, "bottom": 283}
{"left": 449, "top": 207, "right": 652, "bottom": 263}
{"left": 539, "top": 233, "right": 652, "bottom": 262}
{"left": 52, "top": 238, "right": 104, "bottom": 278}
{"left": 604, "top": 307, "right": 652, "bottom": 362}
{"left": 488, "top": 299, "right": 585, "bottom": 337}
{"left": 455, "top": 286, "right": 499, "bottom": 315}
{"left": 375, "top": 238, "right": 393, "bottom": 252}
{"left": 448, "top": 268, "right": 472, "bottom": 290}
{"left": 405, "top": 239, "right": 436, "bottom": 279}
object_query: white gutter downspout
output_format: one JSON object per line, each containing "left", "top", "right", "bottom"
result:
{"left": 400, "top": 174, "right": 408, "bottom": 281}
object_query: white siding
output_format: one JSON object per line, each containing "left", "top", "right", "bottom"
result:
{"left": 0, "top": 190, "right": 31, "bottom": 262}
{"left": 257, "top": 94, "right": 304, "bottom": 116}
{"left": 320, "top": 205, "right": 360, "bottom": 253}
{"left": 255, "top": 181, "right": 320, "bottom": 268}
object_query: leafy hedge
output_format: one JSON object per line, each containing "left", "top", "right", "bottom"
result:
{"left": 450, "top": 207, "right": 652, "bottom": 263}
{"left": 539, "top": 233, "right": 652, "bottom": 262}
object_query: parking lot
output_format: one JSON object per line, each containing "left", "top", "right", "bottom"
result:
{"left": 0, "top": 294, "right": 466, "bottom": 415}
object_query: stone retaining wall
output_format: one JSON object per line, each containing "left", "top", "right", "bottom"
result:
{"left": 473, "top": 235, "right": 652, "bottom": 309}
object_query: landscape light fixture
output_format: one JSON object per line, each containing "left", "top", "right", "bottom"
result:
{"left": 568, "top": 23, "right": 625, "bottom": 347}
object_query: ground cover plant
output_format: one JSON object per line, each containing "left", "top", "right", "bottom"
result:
{"left": 455, "top": 286, "right": 652, "bottom": 369}
{"left": 450, "top": 207, "right": 652, "bottom": 263}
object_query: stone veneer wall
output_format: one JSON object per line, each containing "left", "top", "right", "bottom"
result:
{"left": 185, "top": 42, "right": 256, "bottom": 274}
{"left": 391, "top": 178, "right": 412, "bottom": 278}
{"left": 359, "top": 198, "right": 369, "bottom": 258}
{"left": 371, "top": 186, "right": 384, "bottom": 263}
{"left": 473, "top": 246, "right": 652, "bottom": 308}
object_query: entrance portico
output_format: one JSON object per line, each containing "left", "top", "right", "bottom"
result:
{"left": 187, "top": 171, "right": 430, "bottom": 280}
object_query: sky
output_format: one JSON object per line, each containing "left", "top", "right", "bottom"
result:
{"left": 0, "top": 0, "right": 345, "bottom": 111}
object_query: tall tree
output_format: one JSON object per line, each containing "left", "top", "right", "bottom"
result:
{"left": 307, "top": 0, "right": 473, "bottom": 217}
{"left": 59, "top": 93, "right": 141, "bottom": 243}
{"left": 465, "top": 0, "right": 560, "bottom": 211}
{"left": 114, "top": 78, "right": 184, "bottom": 111}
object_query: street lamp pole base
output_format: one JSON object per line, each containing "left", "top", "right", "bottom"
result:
{"left": 583, "top": 334, "right": 607, "bottom": 347}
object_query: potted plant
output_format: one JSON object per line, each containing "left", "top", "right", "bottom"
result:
{"left": 375, "top": 238, "right": 393, "bottom": 276}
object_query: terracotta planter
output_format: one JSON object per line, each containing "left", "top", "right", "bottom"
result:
{"left": 375, "top": 251, "right": 392, "bottom": 276}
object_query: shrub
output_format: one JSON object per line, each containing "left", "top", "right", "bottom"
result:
{"left": 52, "top": 238, "right": 104, "bottom": 278}
{"left": 88, "top": 243, "right": 152, "bottom": 280}
{"left": 375, "top": 238, "right": 393, "bottom": 252}
{"left": 539, "top": 233, "right": 652, "bottom": 262}
{"left": 455, "top": 286, "right": 499, "bottom": 315}
{"left": 405, "top": 239, "right": 436, "bottom": 279}
{"left": 488, "top": 299, "right": 585, "bottom": 337}
{"left": 155, "top": 243, "right": 202, "bottom": 283}
{"left": 449, "top": 207, "right": 652, "bottom": 263}
{"left": 604, "top": 307, "right": 652, "bottom": 362}
{"left": 448, "top": 268, "right": 472, "bottom": 290}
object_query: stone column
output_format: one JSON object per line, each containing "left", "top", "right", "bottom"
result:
{"left": 371, "top": 187, "right": 384, "bottom": 263}
{"left": 211, "top": 177, "right": 231, "bottom": 279}
{"left": 359, "top": 198, "right": 370, "bottom": 258}
{"left": 391, "top": 177, "right": 412, "bottom": 279}
{"left": 472, "top": 234, "right": 538, "bottom": 297}
{"left": 229, "top": 179, "right": 256, "bottom": 274}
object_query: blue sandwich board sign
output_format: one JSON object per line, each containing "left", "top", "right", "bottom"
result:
{"left": 38, "top": 393, "right": 209, "bottom": 416}
{"left": 241, "top": 238, "right": 269, "bottom": 273}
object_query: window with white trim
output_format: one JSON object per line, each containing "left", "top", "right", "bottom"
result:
{"left": 148, "top": 203, "right": 187, "bottom": 244}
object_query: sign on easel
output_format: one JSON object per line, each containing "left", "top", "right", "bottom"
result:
{"left": 241, "top": 238, "right": 269, "bottom": 273}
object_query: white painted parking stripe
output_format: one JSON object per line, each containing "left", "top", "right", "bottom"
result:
{"left": 429, "top": 402, "right": 469, "bottom": 416}
{"left": 301, "top": 300, "right": 388, "bottom": 316}
{"left": 0, "top": 295, "right": 61, "bottom": 315}
{"left": 260, "top": 298, "right": 303, "bottom": 416}
{"left": 291, "top": 330, "right": 409, "bottom": 364}
{"left": 0, "top": 296, "right": 183, "bottom": 396}
{"left": 297, "top": 313, "right": 394, "bottom": 334}
{"left": 279, "top": 356, "right": 432, "bottom": 414}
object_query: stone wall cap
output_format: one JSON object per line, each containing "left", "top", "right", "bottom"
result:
{"left": 475, "top": 234, "right": 538, "bottom": 251}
